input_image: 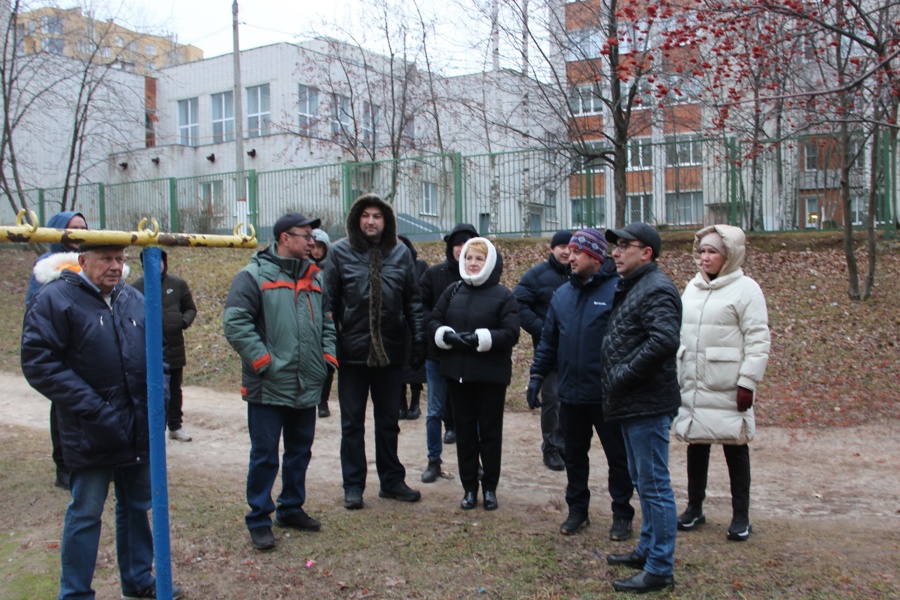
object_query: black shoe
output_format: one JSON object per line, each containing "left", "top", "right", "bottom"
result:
{"left": 727, "top": 514, "right": 752, "bottom": 541}
{"left": 460, "top": 490, "right": 477, "bottom": 510}
{"left": 443, "top": 429, "right": 456, "bottom": 444}
{"left": 612, "top": 570, "right": 675, "bottom": 594}
{"left": 344, "top": 489, "right": 364, "bottom": 510}
{"left": 274, "top": 509, "right": 321, "bottom": 532}
{"left": 609, "top": 516, "right": 633, "bottom": 541}
{"left": 543, "top": 450, "right": 565, "bottom": 471}
{"left": 54, "top": 467, "right": 71, "bottom": 491}
{"left": 249, "top": 526, "right": 276, "bottom": 551}
{"left": 406, "top": 403, "right": 421, "bottom": 420}
{"left": 121, "top": 580, "right": 184, "bottom": 599}
{"left": 483, "top": 490, "right": 498, "bottom": 511}
{"left": 379, "top": 482, "right": 422, "bottom": 502}
{"left": 318, "top": 403, "right": 330, "bottom": 418}
{"left": 560, "top": 512, "right": 590, "bottom": 535}
{"left": 677, "top": 505, "right": 706, "bottom": 531}
{"left": 606, "top": 550, "right": 647, "bottom": 570}
{"left": 421, "top": 460, "right": 442, "bottom": 483}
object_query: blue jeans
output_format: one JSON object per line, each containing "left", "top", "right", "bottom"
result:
{"left": 620, "top": 414, "right": 677, "bottom": 577}
{"left": 425, "top": 359, "right": 448, "bottom": 463}
{"left": 59, "top": 464, "right": 153, "bottom": 600}
{"left": 246, "top": 402, "right": 317, "bottom": 529}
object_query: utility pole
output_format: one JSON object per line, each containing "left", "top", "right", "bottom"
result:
{"left": 232, "top": 1, "right": 247, "bottom": 230}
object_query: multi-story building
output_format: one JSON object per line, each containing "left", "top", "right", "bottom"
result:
{"left": 14, "top": 6, "right": 202, "bottom": 75}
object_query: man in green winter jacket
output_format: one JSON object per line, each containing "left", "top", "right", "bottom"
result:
{"left": 223, "top": 213, "right": 338, "bottom": 552}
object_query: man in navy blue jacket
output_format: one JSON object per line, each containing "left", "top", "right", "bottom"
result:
{"left": 528, "top": 228, "right": 635, "bottom": 542}
{"left": 21, "top": 243, "right": 183, "bottom": 600}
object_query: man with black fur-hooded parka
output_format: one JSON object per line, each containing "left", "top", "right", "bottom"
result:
{"left": 323, "top": 193, "right": 426, "bottom": 510}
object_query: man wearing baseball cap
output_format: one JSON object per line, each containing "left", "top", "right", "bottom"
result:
{"left": 527, "top": 228, "right": 635, "bottom": 541}
{"left": 224, "top": 212, "right": 337, "bottom": 551}
{"left": 600, "top": 222, "right": 681, "bottom": 593}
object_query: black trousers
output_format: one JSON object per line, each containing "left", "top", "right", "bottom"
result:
{"left": 559, "top": 402, "right": 635, "bottom": 519}
{"left": 448, "top": 381, "right": 506, "bottom": 493}
{"left": 167, "top": 367, "right": 185, "bottom": 431}
{"left": 319, "top": 369, "right": 334, "bottom": 406}
{"left": 338, "top": 364, "right": 406, "bottom": 491}
{"left": 686, "top": 443, "right": 751, "bottom": 515}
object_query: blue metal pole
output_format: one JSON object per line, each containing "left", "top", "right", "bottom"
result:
{"left": 142, "top": 247, "right": 174, "bottom": 599}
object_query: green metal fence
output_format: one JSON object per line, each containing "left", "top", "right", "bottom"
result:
{"left": 11, "top": 136, "right": 897, "bottom": 241}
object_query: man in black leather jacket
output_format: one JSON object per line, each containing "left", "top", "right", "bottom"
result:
{"left": 323, "top": 194, "right": 426, "bottom": 510}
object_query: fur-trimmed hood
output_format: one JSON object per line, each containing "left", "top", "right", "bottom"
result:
{"left": 459, "top": 237, "right": 502, "bottom": 287}
{"left": 33, "top": 251, "right": 130, "bottom": 285}
{"left": 345, "top": 193, "right": 397, "bottom": 254}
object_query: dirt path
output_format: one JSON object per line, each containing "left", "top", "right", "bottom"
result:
{"left": 3, "top": 372, "right": 898, "bottom": 522}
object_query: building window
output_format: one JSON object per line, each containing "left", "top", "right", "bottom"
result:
{"left": 247, "top": 84, "right": 271, "bottom": 137}
{"left": 178, "top": 97, "right": 199, "bottom": 147}
{"left": 41, "top": 16, "right": 64, "bottom": 35}
{"left": 666, "top": 138, "right": 702, "bottom": 166}
{"left": 545, "top": 188, "right": 558, "bottom": 222}
{"left": 571, "top": 196, "right": 604, "bottom": 227}
{"left": 628, "top": 138, "right": 653, "bottom": 170}
{"left": 421, "top": 181, "right": 438, "bottom": 215}
{"left": 401, "top": 115, "right": 416, "bottom": 146}
{"left": 569, "top": 85, "right": 602, "bottom": 116}
{"left": 566, "top": 29, "right": 603, "bottom": 61}
{"left": 211, "top": 91, "right": 234, "bottom": 143}
{"left": 43, "top": 37, "right": 65, "bottom": 55}
{"left": 626, "top": 193, "right": 653, "bottom": 223}
{"left": 804, "top": 196, "right": 819, "bottom": 228}
{"left": 298, "top": 84, "right": 318, "bottom": 135}
{"left": 665, "top": 191, "right": 704, "bottom": 226}
{"left": 331, "top": 93, "right": 351, "bottom": 141}
{"left": 144, "top": 44, "right": 157, "bottom": 55}
{"left": 850, "top": 195, "right": 865, "bottom": 226}
{"left": 803, "top": 141, "right": 820, "bottom": 171}
{"left": 363, "top": 102, "right": 380, "bottom": 147}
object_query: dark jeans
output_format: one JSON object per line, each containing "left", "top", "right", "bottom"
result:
{"left": 338, "top": 364, "right": 406, "bottom": 491}
{"left": 167, "top": 367, "right": 184, "bottom": 431}
{"left": 540, "top": 371, "right": 564, "bottom": 455}
{"left": 245, "top": 402, "right": 317, "bottom": 530}
{"left": 559, "top": 402, "right": 634, "bottom": 518}
{"left": 448, "top": 381, "right": 506, "bottom": 493}
{"left": 319, "top": 369, "right": 335, "bottom": 407}
{"left": 686, "top": 443, "right": 751, "bottom": 515}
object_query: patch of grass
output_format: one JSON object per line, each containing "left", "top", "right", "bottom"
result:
{"left": 2, "top": 422, "right": 898, "bottom": 599}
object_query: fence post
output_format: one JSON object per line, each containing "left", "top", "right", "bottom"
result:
{"left": 453, "top": 152, "right": 463, "bottom": 224}
{"left": 37, "top": 189, "right": 45, "bottom": 226}
{"left": 728, "top": 138, "right": 739, "bottom": 227}
{"left": 98, "top": 183, "right": 106, "bottom": 230}
{"left": 169, "top": 178, "right": 179, "bottom": 233}
{"left": 342, "top": 162, "right": 353, "bottom": 211}
{"left": 248, "top": 169, "right": 259, "bottom": 234}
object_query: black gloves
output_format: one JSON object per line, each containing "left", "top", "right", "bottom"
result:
{"left": 443, "top": 331, "right": 477, "bottom": 350}
{"left": 409, "top": 350, "right": 426, "bottom": 370}
{"left": 527, "top": 375, "right": 544, "bottom": 409}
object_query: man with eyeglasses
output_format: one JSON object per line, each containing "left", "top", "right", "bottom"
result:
{"left": 600, "top": 222, "right": 682, "bottom": 594}
{"left": 224, "top": 212, "right": 338, "bottom": 551}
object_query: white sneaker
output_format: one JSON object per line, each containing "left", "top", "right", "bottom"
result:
{"left": 168, "top": 428, "right": 192, "bottom": 442}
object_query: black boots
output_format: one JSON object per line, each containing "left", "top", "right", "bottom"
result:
{"left": 727, "top": 512, "right": 752, "bottom": 541}
{"left": 677, "top": 504, "right": 706, "bottom": 530}
{"left": 421, "top": 460, "right": 441, "bottom": 483}
{"left": 407, "top": 395, "right": 421, "bottom": 419}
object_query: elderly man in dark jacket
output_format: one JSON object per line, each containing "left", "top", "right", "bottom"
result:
{"left": 418, "top": 222, "right": 478, "bottom": 483}
{"left": 133, "top": 250, "right": 197, "bottom": 441}
{"left": 21, "top": 243, "right": 183, "bottom": 600}
{"left": 514, "top": 229, "right": 571, "bottom": 472}
{"left": 323, "top": 194, "right": 426, "bottom": 510}
{"left": 529, "top": 229, "right": 635, "bottom": 541}
{"left": 600, "top": 223, "right": 681, "bottom": 595}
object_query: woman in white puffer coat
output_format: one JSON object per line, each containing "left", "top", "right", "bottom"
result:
{"left": 672, "top": 225, "right": 770, "bottom": 542}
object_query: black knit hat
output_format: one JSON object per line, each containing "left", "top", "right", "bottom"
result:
{"left": 550, "top": 230, "right": 573, "bottom": 248}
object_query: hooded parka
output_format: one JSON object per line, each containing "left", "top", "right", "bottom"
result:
{"left": 673, "top": 225, "right": 770, "bottom": 444}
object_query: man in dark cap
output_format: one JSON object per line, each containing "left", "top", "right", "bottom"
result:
{"left": 600, "top": 222, "right": 681, "bottom": 594}
{"left": 22, "top": 242, "right": 185, "bottom": 599}
{"left": 224, "top": 212, "right": 337, "bottom": 551}
{"left": 514, "top": 230, "right": 572, "bottom": 472}
{"left": 418, "top": 223, "right": 478, "bottom": 483}
{"left": 323, "top": 194, "right": 425, "bottom": 509}
{"left": 528, "top": 228, "right": 636, "bottom": 542}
